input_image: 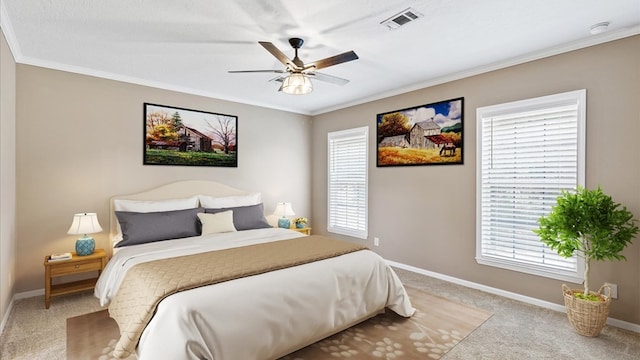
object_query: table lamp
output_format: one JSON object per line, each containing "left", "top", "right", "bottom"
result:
{"left": 67, "top": 213, "right": 103, "bottom": 256}
{"left": 274, "top": 202, "right": 295, "bottom": 228}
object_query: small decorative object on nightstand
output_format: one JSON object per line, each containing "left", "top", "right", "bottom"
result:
{"left": 293, "top": 217, "right": 308, "bottom": 229}
{"left": 67, "top": 212, "right": 103, "bottom": 256}
{"left": 43, "top": 249, "right": 107, "bottom": 309}
{"left": 274, "top": 202, "right": 295, "bottom": 229}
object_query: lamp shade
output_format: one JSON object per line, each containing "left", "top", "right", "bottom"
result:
{"left": 67, "top": 213, "right": 103, "bottom": 235}
{"left": 274, "top": 203, "right": 295, "bottom": 217}
{"left": 281, "top": 74, "right": 312, "bottom": 95}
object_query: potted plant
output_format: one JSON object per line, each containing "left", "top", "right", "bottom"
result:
{"left": 534, "top": 186, "right": 638, "bottom": 336}
{"left": 293, "top": 217, "right": 308, "bottom": 229}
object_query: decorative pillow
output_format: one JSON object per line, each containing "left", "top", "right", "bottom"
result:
{"left": 197, "top": 211, "right": 237, "bottom": 235}
{"left": 114, "top": 196, "right": 199, "bottom": 212}
{"left": 115, "top": 207, "right": 204, "bottom": 247}
{"left": 204, "top": 203, "right": 271, "bottom": 231}
{"left": 198, "top": 193, "right": 261, "bottom": 209}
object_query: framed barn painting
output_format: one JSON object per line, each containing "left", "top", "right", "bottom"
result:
{"left": 143, "top": 103, "right": 237, "bottom": 167}
{"left": 376, "top": 97, "right": 463, "bottom": 167}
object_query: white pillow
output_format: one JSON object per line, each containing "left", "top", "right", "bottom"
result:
{"left": 114, "top": 196, "right": 199, "bottom": 212}
{"left": 198, "top": 193, "right": 261, "bottom": 209}
{"left": 197, "top": 211, "right": 237, "bottom": 235}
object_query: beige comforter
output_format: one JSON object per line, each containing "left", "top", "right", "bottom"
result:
{"left": 109, "top": 235, "right": 366, "bottom": 358}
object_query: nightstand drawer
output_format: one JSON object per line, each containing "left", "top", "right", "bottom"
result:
{"left": 50, "top": 260, "right": 102, "bottom": 276}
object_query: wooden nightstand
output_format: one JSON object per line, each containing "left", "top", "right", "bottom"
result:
{"left": 290, "top": 227, "right": 311, "bottom": 235}
{"left": 43, "top": 249, "right": 107, "bottom": 309}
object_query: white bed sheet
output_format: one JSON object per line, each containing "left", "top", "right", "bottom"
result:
{"left": 95, "top": 228, "right": 415, "bottom": 360}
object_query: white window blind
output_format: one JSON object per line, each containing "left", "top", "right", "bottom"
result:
{"left": 327, "top": 126, "right": 368, "bottom": 239}
{"left": 476, "top": 90, "right": 586, "bottom": 282}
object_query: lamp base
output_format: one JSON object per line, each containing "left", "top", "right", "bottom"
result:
{"left": 75, "top": 236, "right": 95, "bottom": 256}
{"left": 278, "top": 217, "right": 291, "bottom": 229}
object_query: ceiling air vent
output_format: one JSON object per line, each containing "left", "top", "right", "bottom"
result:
{"left": 380, "top": 7, "right": 423, "bottom": 30}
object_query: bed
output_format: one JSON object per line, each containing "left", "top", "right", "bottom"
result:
{"left": 95, "top": 180, "right": 415, "bottom": 360}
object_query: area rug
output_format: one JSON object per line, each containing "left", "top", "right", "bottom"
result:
{"left": 67, "top": 287, "right": 492, "bottom": 360}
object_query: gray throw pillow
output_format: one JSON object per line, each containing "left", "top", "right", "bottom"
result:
{"left": 204, "top": 203, "right": 271, "bottom": 231}
{"left": 115, "top": 207, "right": 203, "bottom": 247}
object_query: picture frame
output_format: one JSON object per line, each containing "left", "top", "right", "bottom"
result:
{"left": 376, "top": 97, "right": 463, "bottom": 167}
{"left": 143, "top": 103, "right": 237, "bottom": 167}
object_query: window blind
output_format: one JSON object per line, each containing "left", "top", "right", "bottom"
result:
{"left": 476, "top": 90, "right": 585, "bottom": 282}
{"left": 327, "top": 126, "right": 368, "bottom": 239}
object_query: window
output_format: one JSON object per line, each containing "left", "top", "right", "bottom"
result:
{"left": 476, "top": 90, "right": 586, "bottom": 282}
{"left": 328, "top": 126, "right": 368, "bottom": 239}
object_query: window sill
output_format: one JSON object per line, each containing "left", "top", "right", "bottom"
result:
{"left": 476, "top": 256, "right": 583, "bottom": 284}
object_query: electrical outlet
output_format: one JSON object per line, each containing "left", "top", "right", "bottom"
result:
{"left": 604, "top": 282, "right": 618, "bottom": 299}
{"left": 374, "top": 237, "right": 380, "bottom": 246}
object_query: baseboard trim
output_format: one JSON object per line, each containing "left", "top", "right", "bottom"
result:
{"left": 13, "top": 288, "right": 44, "bottom": 300}
{"left": 0, "top": 298, "right": 14, "bottom": 335}
{"left": 387, "top": 260, "right": 640, "bottom": 334}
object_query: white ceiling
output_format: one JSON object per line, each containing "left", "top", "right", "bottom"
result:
{"left": 1, "top": 0, "right": 639, "bottom": 115}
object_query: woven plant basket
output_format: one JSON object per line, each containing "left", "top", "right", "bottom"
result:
{"left": 562, "top": 284, "right": 611, "bottom": 337}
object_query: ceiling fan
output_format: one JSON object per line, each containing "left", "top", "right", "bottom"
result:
{"left": 228, "top": 38, "right": 359, "bottom": 95}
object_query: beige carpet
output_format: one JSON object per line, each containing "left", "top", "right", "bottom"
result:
{"left": 67, "top": 287, "right": 492, "bottom": 360}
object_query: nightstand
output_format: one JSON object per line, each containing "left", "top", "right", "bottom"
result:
{"left": 290, "top": 227, "right": 311, "bottom": 235}
{"left": 43, "top": 249, "right": 107, "bottom": 309}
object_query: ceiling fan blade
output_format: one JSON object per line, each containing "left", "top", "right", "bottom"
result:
{"left": 258, "top": 41, "right": 301, "bottom": 70}
{"left": 305, "top": 72, "right": 350, "bottom": 86}
{"left": 268, "top": 76, "right": 287, "bottom": 91}
{"left": 306, "top": 50, "right": 359, "bottom": 70}
{"left": 269, "top": 75, "right": 287, "bottom": 83}
{"left": 228, "top": 70, "right": 286, "bottom": 74}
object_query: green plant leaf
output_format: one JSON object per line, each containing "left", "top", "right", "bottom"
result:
{"left": 533, "top": 186, "right": 639, "bottom": 293}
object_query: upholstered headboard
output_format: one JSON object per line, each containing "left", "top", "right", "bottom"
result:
{"left": 109, "top": 180, "right": 250, "bottom": 253}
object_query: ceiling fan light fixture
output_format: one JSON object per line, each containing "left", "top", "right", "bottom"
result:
{"left": 282, "top": 73, "right": 313, "bottom": 95}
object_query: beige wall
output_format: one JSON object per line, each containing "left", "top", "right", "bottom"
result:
{"left": 14, "top": 65, "right": 312, "bottom": 293}
{"left": 0, "top": 29, "right": 17, "bottom": 327}
{"left": 311, "top": 35, "right": 640, "bottom": 324}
